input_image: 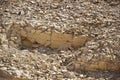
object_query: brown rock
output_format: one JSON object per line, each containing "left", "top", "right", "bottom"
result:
{"left": 53, "top": 0, "right": 63, "bottom": 3}
{"left": 0, "top": 69, "right": 32, "bottom": 80}
{"left": 66, "top": 57, "right": 120, "bottom": 72}
{"left": 7, "top": 23, "right": 92, "bottom": 49}
{"left": 0, "top": 38, "right": 1, "bottom": 45}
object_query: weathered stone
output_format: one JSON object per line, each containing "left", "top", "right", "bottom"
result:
{"left": 1, "top": 0, "right": 120, "bottom": 79}
{"left": 0, "top": 38, "right": 1, "bottom": 45}
{"left": 0, "top": 69, "right": 32, "bottom": 80}
{"left": 65, "top": 56, "right": 120, "bottom": 72}
{"left": 7, "top": 23, "right": 92, "bottom": 49}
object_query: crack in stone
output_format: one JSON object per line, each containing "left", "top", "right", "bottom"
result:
{"left": 7, "top": 22, "right": 93, "bottom": 50}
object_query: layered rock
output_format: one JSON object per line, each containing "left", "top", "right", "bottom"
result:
{"left": 7, "top": 23, "right": 92, "bottom": 49}
{"left": 0, "top": 69, "right": 32, "bottom": 80}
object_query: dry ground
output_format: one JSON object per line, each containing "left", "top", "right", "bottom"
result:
{"left": 0, "top": 0, "right": 120, "bottom": 80}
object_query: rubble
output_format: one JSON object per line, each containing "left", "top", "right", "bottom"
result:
{"left": 0, "top": 0, "right": 120, "bottom": 80}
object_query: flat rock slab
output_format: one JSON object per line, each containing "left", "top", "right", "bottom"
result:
{"left": 64, "top": 55, "right": 120, "bottom": 72}
{"left": 7, "top": 23, "right": 92, "bottom": 49}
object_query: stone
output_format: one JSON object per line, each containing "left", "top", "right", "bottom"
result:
{"left": 0, "top": 38, "right": 1, "bottom": 45}
{"left": 0, "top": 69, "right": 32, "bottom": 80}
{"left": 7, "top": 23, "right": 92, "bottom": 49}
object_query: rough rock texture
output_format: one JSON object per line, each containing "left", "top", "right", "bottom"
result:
{"left": 0, "top": 0, "right": 120, "bottom": 80}
{"left": 7, "top": 22, "right": 92, "bottom": 49}
{"left": 0, "top": 69, "right": 32, "bottom": 80}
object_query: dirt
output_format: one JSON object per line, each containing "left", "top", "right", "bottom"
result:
{"left": 0, "top": 0, "right": 120, "bottom": 80}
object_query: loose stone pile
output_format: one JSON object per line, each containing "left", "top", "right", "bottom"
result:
{"left": 0, "top": 0, "right": 120, "bottom": 80}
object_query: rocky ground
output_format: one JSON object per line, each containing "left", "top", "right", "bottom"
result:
{"left": 0, "top": 0, "right": 120, "bottom": 80}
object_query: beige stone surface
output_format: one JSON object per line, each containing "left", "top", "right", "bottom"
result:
{"left": 7, "top": 23, "right": 92, "bottom": 49}
{"left": 0, "top": 0, "right": 120, "bottom": 80}
{"left": 0, "top": 69, "right": 32, "bottom": 80}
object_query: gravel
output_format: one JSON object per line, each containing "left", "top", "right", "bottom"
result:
{"left": 0, "top": 0, "right": 120, "bottom": 80}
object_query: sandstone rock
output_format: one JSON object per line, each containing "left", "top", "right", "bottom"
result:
{"left": 0, "top": 69, "right": 32, "bottom": 80}
{"left": 64, "top": 55, "right": 120, "bottom": 72}
{"left": 0, "top": 38, "right": 1, "bottom": 45}
{"left": 7, "top": 23, "right": 92, "bottom": 49}
{"left": 1, "top": 0, "right": 120, "bottom": 79}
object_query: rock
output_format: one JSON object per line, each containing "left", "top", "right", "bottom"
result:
{"left": 0, "top": 38, "right": 1, "bottom": 45}
{"left": 0, "top": 69, "right": 32, "bottom": 80}
{"left": 7, "top": 23, "right": 93, "bottom": 49}
{"left": 65, "top": 55, "right": 120, "bottom": 72}
{"left": 53, "top": 0, "right": 63, "bottom": 3}
{"left": 0, "top": 0, "right": 120, "bottom": 80}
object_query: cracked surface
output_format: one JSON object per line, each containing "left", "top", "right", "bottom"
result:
{"left": 7, "top": 23, "right": 92, "bottom": 49}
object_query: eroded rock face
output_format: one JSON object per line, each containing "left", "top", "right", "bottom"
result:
{"left": 7, "top": 23, "right": 92, "bottom": 50}
{"left": 7, "top": 22, "right": 120, "bottom": 73}
{"left": 63, "top": 54, "right": 120, "bottom": 72}
{"left": 1, "top": 0, "right": 120, "bottom": 79}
